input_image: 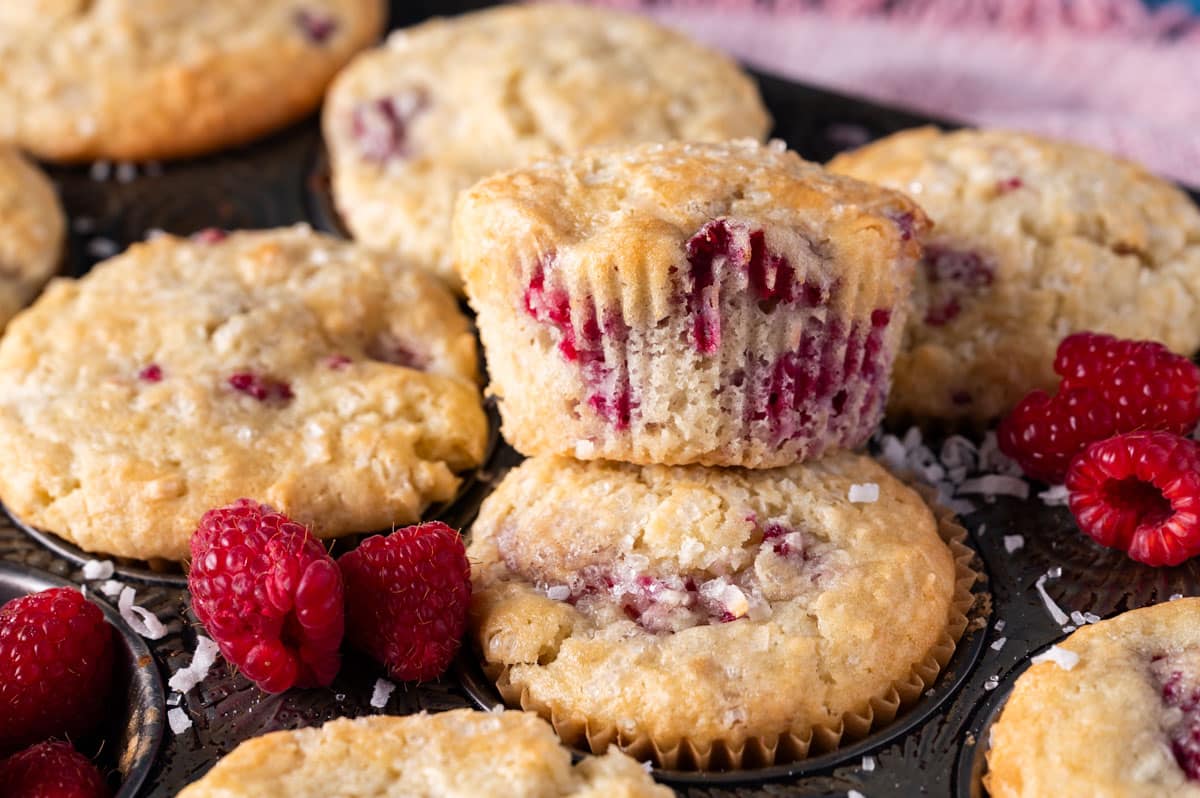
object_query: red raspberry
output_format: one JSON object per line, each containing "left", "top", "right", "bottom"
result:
{"left": 0, "top": 588, "right": 114, "bottom": 752}
{"left": 997, "top": 387, "right": 1116, "bottom": 484}
{"left": 188, "top": 499, "right": 344, "bottom": 693}
{"left": 999, "top": 332, "right": 1200, "bottom": 482}
{"left": 0, "top": 741, "right": 111, "bottom": 798}
{"left": 1066, "top": 431, "right": 1200, "bottom": 567}
{"left": 338, "top": 522, "right": 470, "bottom": 681}
{"left": 1056, "top": 332, "right": 1200, "bottom": 434}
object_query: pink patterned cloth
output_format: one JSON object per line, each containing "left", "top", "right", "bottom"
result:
{"left": 569, "top": 0, "right": 1200, "bottom": 187}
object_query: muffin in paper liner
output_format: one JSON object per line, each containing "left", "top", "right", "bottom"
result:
{"left": 467, "top": 453, "right": 977, "bottom": 770}
{"left": 454, "top": 139, "right": 929, "bottom": 469}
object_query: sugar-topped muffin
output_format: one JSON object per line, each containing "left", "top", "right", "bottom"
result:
{"left": 177, "top": 709, "right": 672, "bottom": 797}
{"left": 829, "top": 127, "right": 1200, "bottom": 423}
{"left": 324, "top": 3, "right": 770, "bottom": 287}
{"left": 0, "top": 226, "right": 487, "bottom": 561}
{"left": 469, "top": 452, "right": 970, "bottom": 768}
{"left": 455, "top": 139, "right": 929, "bottom": 469}
{"left": 0, "top": 146, "right": 64, "bottom": 328}
{"left": 987, "top": 598, "right": 1200, "bottom": 797}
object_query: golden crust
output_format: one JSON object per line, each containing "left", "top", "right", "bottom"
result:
{"left": 0, "top": 146, "right": 64, "bottom": 327}
{"left": 0, "top": 1, "right": 385, "bottom": 161}
{"left": 177, "top": 710, "right": 673, "bottom": 798}
{"left": 829, "top": 126, "right": 1200, "bottom": 422}
{"left": 987, "top": 599, "right": 1200, "bottom": 797}
{"left": 0, "top": 226, "right": 487, "bottom": 561}
{"left": 469, "top": 452, "right": 957, "bottom": 754}
{"left": 455, "top": 139, "right": 928, "bottom": 468}
{"left": 324, "top": 3, "right": 771, "bottom": 286}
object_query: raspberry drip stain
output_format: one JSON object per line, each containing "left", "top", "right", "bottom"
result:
{"left": 351, "top": 88, "right": 430, "bottom": 162}
{"left": 294, "top": 9, "right": 338, "bottom": 43}
{"left": 522, "top": 257, "right": 635, "bottom": 429}
{"left": 228, "top": 371, "right": 294, "bottom": 403}
{"left": 1151, "top": 657, "right": 1200, "bottom": 779}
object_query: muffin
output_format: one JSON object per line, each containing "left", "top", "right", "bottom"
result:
{"left": 469, "top": 452, "right": 973, "bottom": 768}
{"left": 177, "top": 709, "right": 672, "bottom": 797}
{"left": 0, "top": 226, "right": 488, "bottom": 561}
{"left": 0, "top": 1, "right": 385, "bottom": 161}
{"left": 323, "top": 3, "right": 771, "bottom": 287}
{"left": 455, "top": 139, "right": 929, "bottom": 469}
{"left": 987, "top": 598, "right": 1200, "bottom": 797}
{"left": 828, "top": 127, "right": 1200, "bottom": 423}
{"left": 0, "top": 146, "right": 64, "bottom": 328}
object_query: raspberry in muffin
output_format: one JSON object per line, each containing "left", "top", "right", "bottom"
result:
{"left": 177, "top": 709, "right": 673, "bottom": 797}
{"left": 469, "top": 452, "right": 971, "bottom": 768}
{"left": 0, "top": 146, "right": 64, "bottom": 329}
{"left": 323, "top": 3, "right": 771, "bottom": 287}
{"left": 828, "top": 127, "right": 1200, "bottom": 423}
{"left": 0, "top": 225, "right": 488, "bottom": 561}
{"left": 987, "top": 598, "right": 1200, "bottom": 797}
{"left": 454, "top": 139, "right": 928, "bottom": 469}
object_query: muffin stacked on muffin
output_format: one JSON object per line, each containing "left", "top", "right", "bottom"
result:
{"left": 455, "top": 139, "right": 975, "bottom": 768}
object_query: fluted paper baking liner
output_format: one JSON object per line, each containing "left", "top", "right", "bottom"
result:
{"left": 481, "top": 487, "right": 977, "bottom": 770}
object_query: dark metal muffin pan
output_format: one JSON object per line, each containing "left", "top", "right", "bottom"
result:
{"left": 2, "top": 1, "right": 1199, "bottom": 795}
{"left": 0, "top": 561, "right": 165, "bottom": 797}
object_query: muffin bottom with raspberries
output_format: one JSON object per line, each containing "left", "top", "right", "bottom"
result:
{"left": 468, "top": 452, "right": 973, "bottom": 769}
{"left": 987, "top": 599, "right": 1200, "bottom": 797}
{"left": 455, "top": 139, "right": 928, "bottom": 469}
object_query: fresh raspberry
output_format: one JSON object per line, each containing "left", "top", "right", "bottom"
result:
{"left": 1055, "top": 332, "right": 1200, "bottom": 434}
{"left": 1066, "top": 431, "right": 1200, "bottom": 567}
{"left": 998, "top": 388, "right": 1116, "bottom": 484}
{"left": 999, "top": 332, "right": 1200, "bottom": 482}
{"left": 338, "top": 522, "right": 470, "bottom": 682}
{"left": 0, "top": 741, "right": 111, "bottom": 798}
{"left": 0, "top": 588, "right": 114, "bottom": 752}
{"left": 188, "top": 499, "right": 344, "bottom": 693}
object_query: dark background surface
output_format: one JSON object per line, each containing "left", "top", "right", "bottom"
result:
{"left": 3, "top": 2, "right": 1200, "bottom": 796}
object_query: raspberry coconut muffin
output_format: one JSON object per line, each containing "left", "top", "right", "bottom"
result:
{"left": 0, "top": 225, "right": 487, "bottom": 562}
{"left": 0, "top": 146, "right": 64, "bottom": 328}
{"left": 0, "top": 1, "right": 384, "bottom": 161}
{"left": 177, "top": 710, "right": 672, "bottom": 798}
{"left": 323, "top": 3, "right": 770, "bottom": 287}
{"left": 828, "top": 127, "right": 1200, "bottom": 423}
{"left": 455, "top": 139, "right": 929, "bottom": 469}
{"left": 987, "top": 599, "right": 1200, "bottom": 797}
{"left": 469, "top": 452, "right": 973, "bottom": 768}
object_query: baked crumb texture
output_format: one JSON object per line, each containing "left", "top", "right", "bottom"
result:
{"left": 829, "top": 127, "right": 1200, "bottom": 423}
{"left": 0, "top": 225, "right": 488, "bottom": 561}
{"left": 455, "top": 139, "right": 929, "bottom": 469}
{"left": 469, "top": 451, "right": 975, "bottom": 768}
{"left": 177, "top": 709, "right": 674, "bottom": 797}
{"left": 987, "top": 598, "right": 1200, "bottom": 798}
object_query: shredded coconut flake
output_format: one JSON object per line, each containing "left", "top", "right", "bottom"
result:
{"left": 984, "top": 675, "right": 1000, "bottom": 691}
{"left": 118, "top": 587, "right": 167, "bottom": 640}
{"left": 573, "top": 439, "right": 596, "bottom": 459}
{"left": 99, "top": 579, "right": 125, "bottom": 597}
{"left": 1047, "top": 566, "right": 1062, "bottom": 578}
{"left": 848, "top": 483, "right": 880, "bottom": 503}
{"left": 81, "top": 559, "right": 115, "bottom": 580}
{"left": 861, "top": 755, "right": 877, "bottom": 772}
{"left": 957, "top": 475, "right": 1029, "bottom": 500}
{"left": 167, "top": 707, "right": 192, "bottom": 734}
{"left": 1038, "top": 484, "right": 1070, "bottom": 506}
{"left": 1003, "top": 535, "right": 1024, "bottom": 553}
{"left": 167, "top": 636, "right": 219, "bottom": 694}
{"left": 1034, "top": 574, "right": 1070, "bottom": 626}
{"left": 1031, "top": 645, "right": 1080, "bottom": 671}
{"left": 89, "top": 160, "right": 111, "bottom": 181}
{"left": 994, "top": 619, "right": 1006, "bottom": 632}
{"left": 990, "top": 637, "right": 1007, "bottom": 651}
{"left": 545, "top": 585, "right": 571, "bottom": 602}
{"left": 1170, "top": 593, "right": 1185, "bottom": 601}
{"left": 1083, "top": 612, "right": 1101, "bottom": 624}
{"left": 848, "top": 791, "right": 866, "bottom": 798}
{"left": 370, "top": 678, "right": 396, "bottom": 709}
{"left": 86, "top": 237, "right": 119, "bottom": 259}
